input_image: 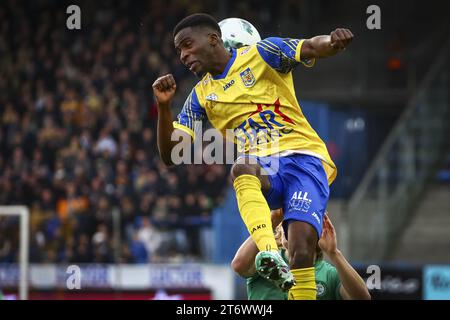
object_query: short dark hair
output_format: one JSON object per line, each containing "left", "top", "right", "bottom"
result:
{"left": 173, "top": 13, "right": 221, "bottom": 38}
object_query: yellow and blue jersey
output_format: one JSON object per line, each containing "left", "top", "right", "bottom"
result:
{"left": 173, "top": 37, "right": 336, "bottom": 184}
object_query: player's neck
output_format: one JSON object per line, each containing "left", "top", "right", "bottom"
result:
{"left": 209, "top": 49, "right": 233, "bottom": 77}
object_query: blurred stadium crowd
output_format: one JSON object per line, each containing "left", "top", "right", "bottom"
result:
{"left": 0, "top": 0, "right": 263, "bottom": 264}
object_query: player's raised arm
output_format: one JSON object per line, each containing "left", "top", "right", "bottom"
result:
{"left": 153, "top": 74, "right": 206, "bottom": 166}
{"left": 152, "top": 74, "right": 190, "bottom": 166}
{"left": 318, "top": 214, "right": 371, "bottom": 300}
{"left": 301, "top": 28, "right": 354, "bottom": 59}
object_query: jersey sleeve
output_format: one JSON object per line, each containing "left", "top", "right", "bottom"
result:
{"left": 256, "top": 37, "right": 315, "bottom": 73}
{"left": 327, "top": 265, "right": 343, "bottom": 300}
{"left": 173, "top": 88, "right": 206, "bottom": 141}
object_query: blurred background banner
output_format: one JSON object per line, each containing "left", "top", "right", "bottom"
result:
{"left": 0, "top": 263, "right": 233, "bottom": 299}
{"left": 5, "top": 263, "right": 450, "bottom": 300}
{"left": 423, "top": 266, "right": 450, "bottom": 300}
{"left": 354, "top": 264, "right": 423, "bottom": 300}
{"left": 0, "top": 0, "right": 449, "bottom": 300}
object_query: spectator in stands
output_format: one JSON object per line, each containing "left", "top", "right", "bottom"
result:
{"left": 137, "top": 216, "right": 163, "bottom": 262}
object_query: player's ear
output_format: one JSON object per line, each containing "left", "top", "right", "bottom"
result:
{"left": 209, "top": 32, "right": 220, "bottom": 46}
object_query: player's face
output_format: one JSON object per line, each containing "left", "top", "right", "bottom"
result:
{"left": 174, "top": 27, "right": 215, "bottom": 77}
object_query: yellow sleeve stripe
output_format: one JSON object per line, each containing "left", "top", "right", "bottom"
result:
{"left": 262, "top": 39, "right": 279, "bottom": 52}
{"left": 173, "top": 121, "right": 195, "bottom": 141}
{"left": 256, "top": 42, "right": 279, "bottom": 55}
{"left": 295, "top": 39, "right": 316, "bottom": 68}
{"left": 283, "top": 40, "right": 297, "bottom": 52}
{"left": 295, "top": 39, "right": 305, "bottom": 61}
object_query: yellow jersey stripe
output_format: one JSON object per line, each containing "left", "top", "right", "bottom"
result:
{"left": 283, "top": 39, "right": 297, "bottom": 52}
{"left": 295, "top": 39, "right": 316, "bottom": 68}
{"left": 262, "top": 39, "right": 281, "bottom": 52}
{"left": 257, "top": 42, "right": 279, "bottom": 55}
{"left": 173, "top": 122, "right": 195, "bottom": 140}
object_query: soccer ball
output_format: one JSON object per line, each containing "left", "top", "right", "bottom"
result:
{"left": 219, "top": 17, "right": 261, "bottom": 50}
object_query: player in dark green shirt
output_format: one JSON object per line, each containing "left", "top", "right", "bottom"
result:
{"left": 232, "top": 211, "right": 370, "bottom": 300}
{"left": 246, "top": 250, "right": 343, "bottom": 300}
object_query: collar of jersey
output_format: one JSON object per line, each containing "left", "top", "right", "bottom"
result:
{"left": 211, "top": 48, "right": 236, "bottom": 80}
{"left": 314, "top": 258, "right": 324, "bottom": 270}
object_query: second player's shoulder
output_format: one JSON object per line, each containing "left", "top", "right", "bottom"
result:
{"left": 320, "top": 259, "right": 335, "bottom": 268}
{"left": 315, "top": 259, "right": 337, "bottom": 273}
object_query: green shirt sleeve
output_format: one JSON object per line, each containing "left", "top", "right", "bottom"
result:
{"left": 315, "top": 260, "right": 343, "bottom": 300}
{"left": 327, "top": 264, "right": 343, "bottom": 300}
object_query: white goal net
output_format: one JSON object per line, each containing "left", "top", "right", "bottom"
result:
{"left": 0, "top": 206, "right": 29, "bottom": 300}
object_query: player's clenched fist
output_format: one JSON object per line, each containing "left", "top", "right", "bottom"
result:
{"left": 152, "top": 74, "right": 177, "bottom": 105}
{"left": 330, "top": 28, "right": 353, "bottom": 50}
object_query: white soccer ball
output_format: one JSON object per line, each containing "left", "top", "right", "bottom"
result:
{"left": 219, "top": 17, "right": 261, "bottom": 50}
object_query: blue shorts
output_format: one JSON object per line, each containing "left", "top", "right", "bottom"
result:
{"left": 244, "top": 154, "right": 330, "bottom": 239}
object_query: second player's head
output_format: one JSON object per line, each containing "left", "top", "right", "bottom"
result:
{"left": 173, "top": 13, "right": 225, "bottom": 78}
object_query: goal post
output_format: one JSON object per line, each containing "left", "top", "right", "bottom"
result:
{"left": 0, "top": 206, "right": 29, "bottom": 300}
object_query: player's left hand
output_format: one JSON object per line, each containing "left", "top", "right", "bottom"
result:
{"left": 330, "top": 28, "right": 354, "bottom": 50}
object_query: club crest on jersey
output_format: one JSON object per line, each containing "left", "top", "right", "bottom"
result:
{"left": 240, "top": 67, "right": 256, "bottom": 87}
{"left": 316, "top": 282, "right": 326, "bottom": 297}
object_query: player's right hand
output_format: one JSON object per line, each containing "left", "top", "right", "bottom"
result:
{"left": 152, "top": 74, "right": 177, "bottom": 105}
{"left": 330, "top": 28, "right": 353, "bottom": 50}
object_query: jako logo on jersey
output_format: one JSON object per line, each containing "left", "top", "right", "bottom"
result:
{"left": 223, "top": 79, "right": 235, "bottom": 91}
{"left": 240, "top": 67, "right": 256, "bottom": 87}
{"left": 251, "top": 223, "right": 266, "bottom": 234}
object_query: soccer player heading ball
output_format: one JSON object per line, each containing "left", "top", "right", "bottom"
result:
{"left": 152, "top": 13, "right": 353, "bottom": 300}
